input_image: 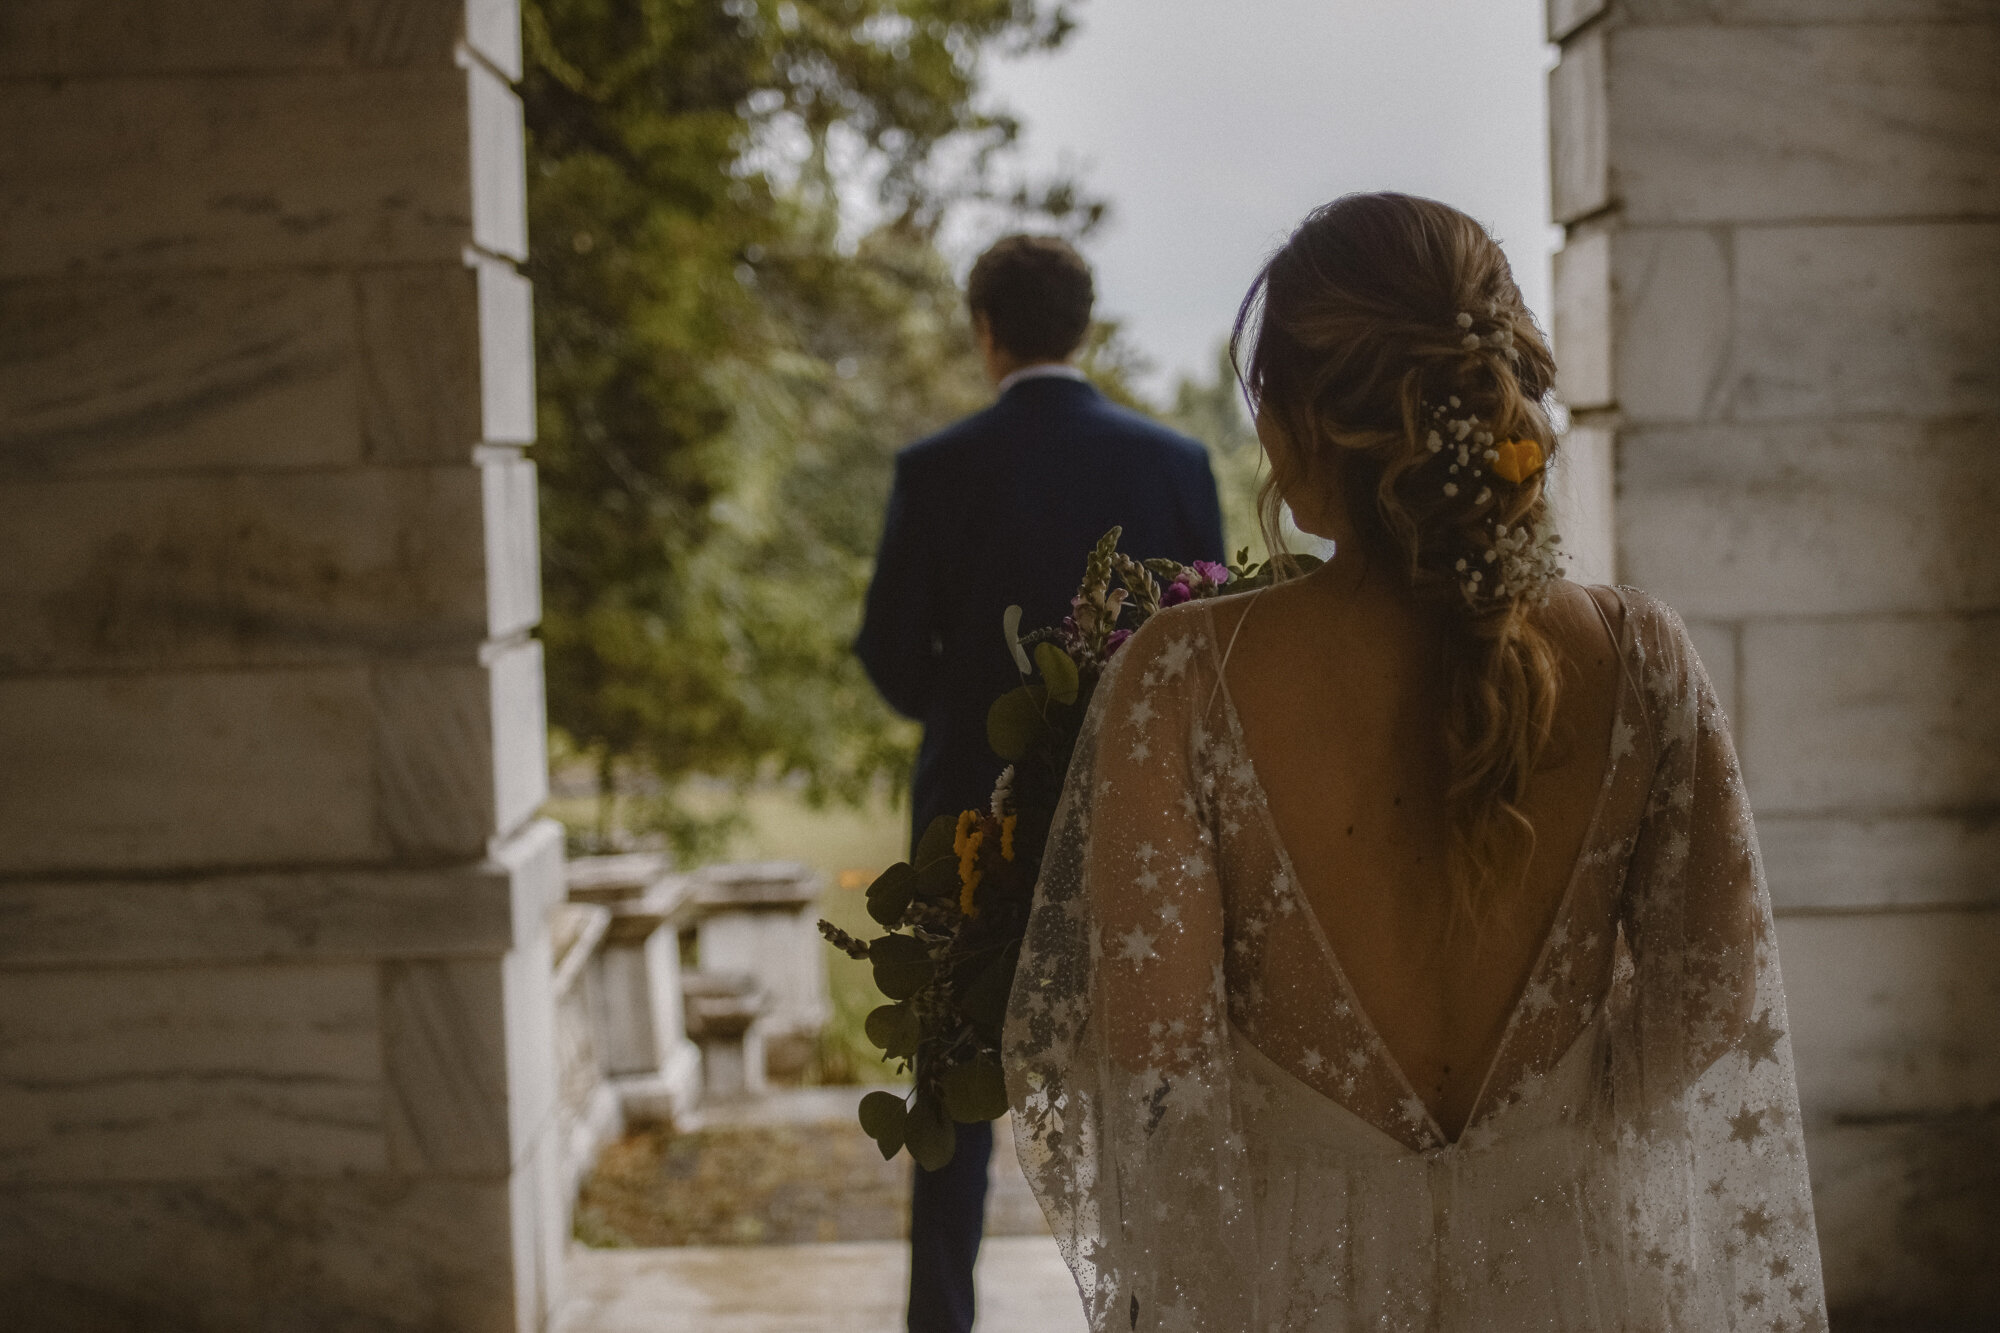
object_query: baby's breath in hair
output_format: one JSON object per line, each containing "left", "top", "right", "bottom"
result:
{"left": 1231, "top": 192, "right": 1570, "bottom": 930}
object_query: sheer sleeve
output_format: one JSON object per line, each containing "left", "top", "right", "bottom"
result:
{"left": 1004, "top": 609, "right": 1258, "bottom": 1332}
{"left": 1609, "top": 594, "right": 1828, "bottom": 1327}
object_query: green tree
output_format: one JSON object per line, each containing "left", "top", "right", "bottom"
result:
{"left": 521, "top": 0, "right": 1094, "bottom": 854}
{"left": 1163, "top": 342, "right": 1268, "bottom": 564}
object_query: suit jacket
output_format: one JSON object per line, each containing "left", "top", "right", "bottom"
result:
{"left": 857, "top": 375, "right": 1226, "bottom": 851}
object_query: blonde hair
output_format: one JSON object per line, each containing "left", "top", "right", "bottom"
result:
{"left": 1232, "top": 193, "right": 1563, "bottom": 926}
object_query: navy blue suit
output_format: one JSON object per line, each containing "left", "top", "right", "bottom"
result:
{"left": 856, "top": 374, "right": 1224, "bottom": 1333}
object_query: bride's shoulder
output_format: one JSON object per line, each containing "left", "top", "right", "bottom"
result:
{"left": 1099, "top": 596, "right": 1234, "bottom": 692}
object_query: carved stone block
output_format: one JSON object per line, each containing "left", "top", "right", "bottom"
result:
{"left": 0, "top": 67, "right": 521, "bottom": 277}
{"left": 0, "top": 0, "right": 517, "bottom": 77}
{"left": 1608, "top": 25, "right": 2000, "bottom": 225}
{"left": 1780, "top": 910, "right": 2000, "bottom": 1120}
{"left": 0, "top": 665, "right": 385, "bottom": 874}
{"left": 1739, "top": 614, "right": 2000, "bottom": 813}
{"left": 0, "top": 1172, "right": 529, "bottom": 1331}
{"left": 1619, "top": 418, "right": 2000, "bottom": 617}
{"left": 1763, "top": 813, "right": 2000, "bottom": 914}
{"left": 1726, "top": 222, "right": 2000, "bottom": 421}
{"left": 1549, "top": 25, "right": 1609, "bottom": 223}
{"left": 0, "top": 961, "right": 385, "bottom": 1182}
{"left": 0, "top": 467, "right": 491, "bottom": 672}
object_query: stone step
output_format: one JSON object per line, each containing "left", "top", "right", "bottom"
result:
{"left": 559, "top": 1235, "right": 1086, "bottom": 1333}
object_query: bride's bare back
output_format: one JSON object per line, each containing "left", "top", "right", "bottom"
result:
{"left": 1219, "top": 569, "right": 1630, "bottom": 1138}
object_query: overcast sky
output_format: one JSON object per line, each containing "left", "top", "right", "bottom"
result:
{"left": 973, "top": 0, "right": 1557, "bottom": 396}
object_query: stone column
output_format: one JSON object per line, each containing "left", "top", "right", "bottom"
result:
{"left": 0, "top": 3, "right": 563, "bottom": 1328}
{"left": 1547, "top": 1, "right": 2000, "bottom": 1324}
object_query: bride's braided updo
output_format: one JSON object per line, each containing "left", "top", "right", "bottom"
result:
{"left": 1232, "top": 192, "right": 1564, "bottom": 924}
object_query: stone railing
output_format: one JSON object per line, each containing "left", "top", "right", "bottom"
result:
{"left": 549, "top": 854, "right": 832, "bottom": 1195}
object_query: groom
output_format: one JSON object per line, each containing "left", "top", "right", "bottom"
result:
{"left": 857, "top": 234, "right": 1225, "bottom": 1333}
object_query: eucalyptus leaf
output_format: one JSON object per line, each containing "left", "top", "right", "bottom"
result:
{"left": 865, "top": 862, "right": 918, "bottom": 927}
{"left": 868, "top": 933, "right": 934, "bottom": 1001}
{"left": 986, "top": 683, "right": 1049, "bottom": 761}
{"left": 858, "top": 1089, "right": 908, "bottom": 1161}
{"left": 940, "top": 1058, "right": 1010, "bottom": 1123}
{"left": 863, "top": 1002, "right": 922, "bottom": 1059}
{"left": 913, "top": 855, "right": 962, "bottom": 902}
{"left": 1034, "top": 642, "right": 1080, "bottom": 706}
{"left": 905, "top": 1093, "right": 958, "bottom": 1171}
{"left": 914, "top": 814, "right": 957, "bottom": 870}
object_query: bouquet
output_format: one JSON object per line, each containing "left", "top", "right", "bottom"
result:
{"left": 819, "top": 527, "right": 1313, "bottom": 1167}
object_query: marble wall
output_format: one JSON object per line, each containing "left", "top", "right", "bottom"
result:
{"left": 1547, "top": 1, "right": 2000, "bottom": 1324}
{"left": 0, "top": 2, "right": 563, "bottom": 1328}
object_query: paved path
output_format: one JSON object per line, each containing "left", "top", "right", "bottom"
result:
{"left": 560, "top": 1235, "right": 1087, "bottom": 1332}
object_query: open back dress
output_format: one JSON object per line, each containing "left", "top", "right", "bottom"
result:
{"left": 1002, "top": 586, "right": 1827, "bottom": 1332}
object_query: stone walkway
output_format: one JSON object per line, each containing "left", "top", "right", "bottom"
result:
{"left": 560, "top": 1235, "right": 1085, "bottom": 1332}
{"left": 562, "top": 1086, "right": 1083, "bottom": 1330}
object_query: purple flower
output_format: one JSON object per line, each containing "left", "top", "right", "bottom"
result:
{"left": 1161, "top": 581, "right": 1193, "bottom": 608}
{"left": 1191, "top": 560, "right": 1232, "bottom": 589}
{"left": 1105, "top": 629, "right": 1133, "bottom": 656}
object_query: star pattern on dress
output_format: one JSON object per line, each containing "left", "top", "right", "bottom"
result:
{"left": 1737, "top": 1205, "right": 1775, "bottom": 1241}
{"left": 999, "top": 594, "right": 1824, "bottom": 1330}
{"left": 1740, "top": 1009, "right": 1785, "bottom": 1069}
{"left": 1728, "top": 1105, "right": 1766, "bottom": 1145}
{"left": 1117, "top": 925, "right": 1158, "bottom": 968}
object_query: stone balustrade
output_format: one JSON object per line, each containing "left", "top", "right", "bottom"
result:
{"left": 552, "top": 855, "right": 834, "bottom": 1174}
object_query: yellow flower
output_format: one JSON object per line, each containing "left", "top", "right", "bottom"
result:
{"left": 1000, "top": 813, "right": 1017, "bottom": 862}
{"left": 1491, "top": 438, "right": 1545, "bottom": 484}
{"left": 954, "top": 809, "right": 984, "bottom": 916}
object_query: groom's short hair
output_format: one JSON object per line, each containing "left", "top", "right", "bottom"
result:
{"left": 968, "top": 235, "right": 1094, "bottom": 362}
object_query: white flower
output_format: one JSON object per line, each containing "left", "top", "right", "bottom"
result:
{"left": 1443, "top": 482, "right": 1459, "bottom": 497}
{"left": 1449, "top": 395, "right": 1461, "bottom": 408}
{"left": 1462, "top": 334, "right": 1481, "bottom": 350}
{"left": 990, "top": 765, "right": 1015, "bottom": 821}
{"left": 1475, "top": 488, "right": 1492, "bottom": 504}
{"left": 1426, "top": 430, "right": 1443, "bottom": 452}
{"left": 1455, "top": 312, "right": 1473, "bottom": 329}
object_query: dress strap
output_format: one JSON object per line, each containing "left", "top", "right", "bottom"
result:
{"left": 1204, "top": 590, "right": 1264, "bottom": 720}
{"left": 1588, "top": 584, "right": 1654, "bottom": 760}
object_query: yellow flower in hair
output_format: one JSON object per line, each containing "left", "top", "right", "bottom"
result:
{"left": 1000, "top": 813, "right": 1018, "bottom": 862}
{"left": 1492, "top": 438, "right": 1545, "bottom": 484}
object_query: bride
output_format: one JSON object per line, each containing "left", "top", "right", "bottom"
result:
{"left": 1002, "top": 193, "right": 1826, "bottom": 1331}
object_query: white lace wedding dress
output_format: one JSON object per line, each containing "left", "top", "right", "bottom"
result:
{"left": 1002, "top": 587, "right": 1827, "bottom": 1332}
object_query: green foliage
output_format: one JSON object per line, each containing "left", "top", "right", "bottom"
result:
{"left": 858, "top": 1088, "right": 908, "bottom": 1160}
{"left": 522, "top": 0, "right": 1095, "bottom": 854}
{"left": 820, "top": 534, "right": 1272, "bottom": 1166}
{"left": 984, "top": 682, "right": 1049, "bottom": 760}
{"left": 1033, "top": 642, "right": 1078, "bottom": 704}
{"left": 867, "top": 932, "right": 935, "bottom": 999}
